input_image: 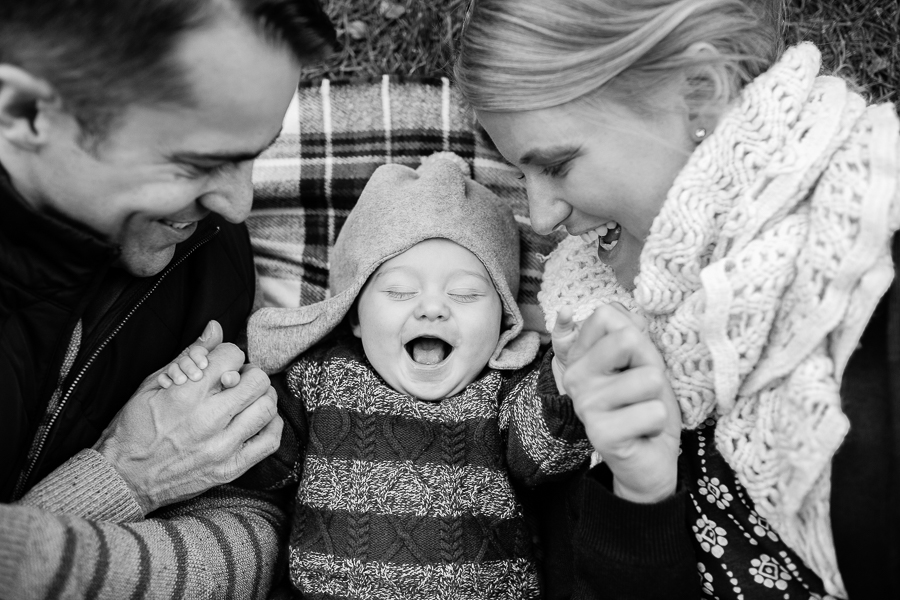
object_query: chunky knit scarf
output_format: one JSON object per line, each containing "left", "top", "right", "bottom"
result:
{"left": 539, "top": 43, "right": 900, "bottom": 597}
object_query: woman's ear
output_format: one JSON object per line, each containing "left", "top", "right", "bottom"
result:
{"left": 0, "top": 64, "right": 59, "bottom": 151}
{"left": 681, "top": 42, "right": 731, "bottom": 141}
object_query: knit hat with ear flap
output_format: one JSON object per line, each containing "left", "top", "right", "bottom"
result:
{"left": 248, "top": 152, "right": 541, "bottom": 374}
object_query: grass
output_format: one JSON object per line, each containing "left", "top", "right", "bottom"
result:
{"left": 303, "top": 0, "right": 899, "bottom": 107}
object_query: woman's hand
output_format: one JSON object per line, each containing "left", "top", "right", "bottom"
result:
{"left": 563, "top": 303, "right": 681, "bottom": 503}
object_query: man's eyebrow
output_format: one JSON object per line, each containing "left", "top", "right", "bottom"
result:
{"left": 171, "top": 127, "right": 283, "bottom": 164}
{"left": 519, "top": 144, "right": 580, "bottom": 166}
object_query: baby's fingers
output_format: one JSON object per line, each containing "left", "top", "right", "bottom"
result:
{"left": 157, "top": 373, "right": 175, "bottom": 389}
{"left": 187, "top": 345, "right": 210, "bottom": 370}
{"left": 551, "top": 306, "right": 579, "bottom": 363}
{"left": 174, "top": 354, "right": 204, "bottom": 382}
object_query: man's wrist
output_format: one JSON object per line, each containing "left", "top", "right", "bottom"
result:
{"left": 94, "top": 437, "right": 155, "bottom": 515}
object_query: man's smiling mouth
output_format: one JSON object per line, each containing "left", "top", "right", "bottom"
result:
{"left": 160, "top": 219, "right": 196, "bottom": 230}
{"left": 405, "top": 336, "right": 453, "bottom": 365}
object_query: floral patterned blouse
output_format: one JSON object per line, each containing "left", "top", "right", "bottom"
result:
{"left": 686, "top": 420, "right": 833, "bottom": 599}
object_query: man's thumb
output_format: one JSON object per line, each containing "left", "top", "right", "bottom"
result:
{"left": 195, "top": 320, "right": 223, "bottom": 352}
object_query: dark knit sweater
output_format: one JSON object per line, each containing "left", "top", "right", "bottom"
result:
{"left": 243, "top": 339, "right": 591, "bottom": 599}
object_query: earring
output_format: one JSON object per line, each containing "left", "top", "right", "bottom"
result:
{"left": 692, "top": 127, "right": 708, "bottom": 142}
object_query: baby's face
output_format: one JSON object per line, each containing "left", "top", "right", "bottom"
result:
{"left": 352, "top": 238, "right": 503, "bottom": 400}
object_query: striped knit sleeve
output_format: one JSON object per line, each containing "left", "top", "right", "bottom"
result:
{"left": 0, "top": 486, "right": 284, "bottom": 599}
{"left": 500, "top": 349, "right": 592, "bottom": 486}
{"left": 0, "top": 484, "right": 286, "bottom": 600}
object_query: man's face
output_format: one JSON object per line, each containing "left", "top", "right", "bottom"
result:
{"left": 18, "top": 17, "right": 300, "bottom": 276}
{"left": 352, "top": 238, "right": 504, "bottom": 401}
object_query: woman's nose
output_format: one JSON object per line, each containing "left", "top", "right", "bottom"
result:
{"left": 526, "top": 178, "right": 569, "bottom": 235}
{"left": 415, "top": 294, "right": 449, "bottom": 320}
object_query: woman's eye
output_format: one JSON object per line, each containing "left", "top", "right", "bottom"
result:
{"left": 515, "top": 173, "right": 525, "bottom": 181}
{"left": 542, "top": 161, "right": 568, "bottom": 178}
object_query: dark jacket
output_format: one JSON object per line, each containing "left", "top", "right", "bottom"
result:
{"left": 530, "top": 236, "right": 900, "bottom": 599}
{"left": 0, "top": 167, "right": 256, "bottom": 501}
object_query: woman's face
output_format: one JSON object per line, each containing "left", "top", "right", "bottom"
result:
{"left": 477, "top": 99, "right": 697, "bottom": 290}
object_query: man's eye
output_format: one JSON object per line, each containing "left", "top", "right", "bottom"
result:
{"left": 183, "top": 162, "right": 231, "bottom": 178}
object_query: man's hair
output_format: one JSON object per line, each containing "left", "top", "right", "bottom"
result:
{"left": 0, "top": 0, "right": 336, "bottom": 140}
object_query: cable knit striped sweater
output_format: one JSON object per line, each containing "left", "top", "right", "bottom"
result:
{"left": 242, "top": 339, "right": 590, "bottom": 600}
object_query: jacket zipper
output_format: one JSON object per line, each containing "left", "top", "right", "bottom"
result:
{"left": 13, "top": 228, "right": 220, "bottom": 499}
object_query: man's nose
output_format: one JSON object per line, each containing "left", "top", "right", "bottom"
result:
{"left": 198, "top": 162, "right": 254, "bottom": 224}
{"left": 526, "top": 178, "right": 568, "bottom": 236}
{"left": 415, "top": 293, "right": 449, "bottom": 320}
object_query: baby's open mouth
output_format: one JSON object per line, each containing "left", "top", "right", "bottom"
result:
{"left": 406, "top": 336, "right": 453, "bottom": 365}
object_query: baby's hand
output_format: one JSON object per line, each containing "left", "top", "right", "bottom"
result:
{"left": 158, "top": 345, "right": 210, "bottom": 388}
{"left": 550, "top": 306, "right": 578, "bottom": 394}
{"left": 158, "top": 344, "right": 243, "bottom": 390}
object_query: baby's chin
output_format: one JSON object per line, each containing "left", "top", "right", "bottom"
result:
{"left": 404, "top": 377, "right": 477, "bottom": 402}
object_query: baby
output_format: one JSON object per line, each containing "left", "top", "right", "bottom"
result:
{"left": 161, "top": 154, "right": 590, "bottom": 599}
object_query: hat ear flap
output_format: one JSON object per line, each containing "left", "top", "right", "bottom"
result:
{"left": 489, "top": 330, "right": 541, "bottom": 370}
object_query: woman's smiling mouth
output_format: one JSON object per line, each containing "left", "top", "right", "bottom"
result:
{"left": 577, "top": 221, "right": 622, "bottom": 252}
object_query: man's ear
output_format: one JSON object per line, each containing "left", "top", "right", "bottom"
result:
{"left": 0, "top": 64, "right": 59, "bottom": 150}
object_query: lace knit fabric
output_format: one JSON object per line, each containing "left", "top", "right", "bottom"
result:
{"left": 539, "top": 43, "right": 900, "bottom": 597}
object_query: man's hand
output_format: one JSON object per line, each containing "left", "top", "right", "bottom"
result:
{"left": 93, "top": 320, "right": 283, "bottom": 514}
{"left": 563, "top": 304, "right": 681, "bottom": 504}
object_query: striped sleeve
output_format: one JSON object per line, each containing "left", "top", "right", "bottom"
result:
{"left": 0, "top": 484, "right": 286, "bottom": 600}
{"left": 500, "top": 350, "right": 592, "bottom": 486}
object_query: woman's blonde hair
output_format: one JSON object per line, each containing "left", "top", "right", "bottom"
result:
{"left": 454, "top": 0, "right": 783, "bottom": 114}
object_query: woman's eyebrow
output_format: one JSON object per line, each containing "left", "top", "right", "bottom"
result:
{"left": 519, "top": 144, "right": 580, "bottom": 165}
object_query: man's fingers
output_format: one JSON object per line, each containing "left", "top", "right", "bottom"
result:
{"left": 220, "top": 370, "right": 241, "bottom": 389}
{"left": 215, "top": 366, "right": 272, "bottom": 419}
{"left": 202, "top": 342, "right": 246, "bottom": 382}
{"left": 192, "top": 320, "right": 223, "bottom": 355}
{"left": 225, "top": 384, "right": 278, "bottom": 440}
{"left": 236, "top": 412, "right": 284, "bottom": 471}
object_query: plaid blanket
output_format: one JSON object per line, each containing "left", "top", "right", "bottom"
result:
{"left": 249, "top": 76, "right": 562, "bottom": 335}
